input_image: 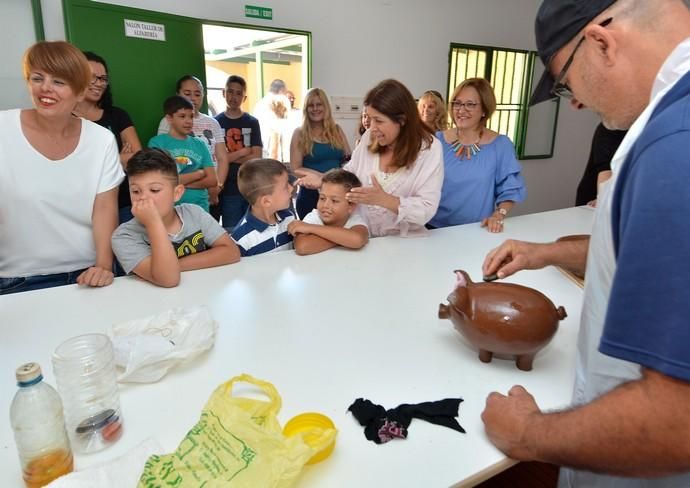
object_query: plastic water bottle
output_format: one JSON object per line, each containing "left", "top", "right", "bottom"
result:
{"left": 10, "top": 362, "right": 74, "bottom": 488}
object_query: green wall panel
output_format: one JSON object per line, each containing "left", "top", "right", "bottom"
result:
{"left": 63, "top": 0, "right": 205, "bottom": 142}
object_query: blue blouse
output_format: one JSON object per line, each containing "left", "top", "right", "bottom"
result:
{"left": 428, "top": 132, "right": 526, "bottom": 228}
{"left": 303, "top": 141, "right": 345, "bottom": 174}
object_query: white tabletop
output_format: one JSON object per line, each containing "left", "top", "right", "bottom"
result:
{"left": 0, "top": 206, "right": 594, "bottom": 487}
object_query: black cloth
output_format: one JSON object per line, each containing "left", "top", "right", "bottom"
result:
{"left": 348, "top": 397, "right": 465, "bottom": 444}
{"left": 94, "top": 106, "right": 135, "bottom": 209}
{"left": 575, "top": 123, "right": 627, "bottom": 206}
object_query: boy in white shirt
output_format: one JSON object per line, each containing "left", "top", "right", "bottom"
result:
{"left": 289, "top": 169, "right": 369, "bottom": 255}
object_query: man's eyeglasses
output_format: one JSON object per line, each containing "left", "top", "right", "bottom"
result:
{"left": 551, "top": 17, "right": 613, "bottom": 100}
{"left": 90, "top": 75, "right": 109, "bottom": 86}
{"left": 451, "top": 101, "right": 479, "bottom": 111}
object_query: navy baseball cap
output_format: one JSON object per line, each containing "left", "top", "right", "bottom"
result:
{"left": 530, "top": 0, "right": 617, "bottom": 105}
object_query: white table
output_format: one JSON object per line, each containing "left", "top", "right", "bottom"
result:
{"left": 0, "top": 206, "right": 594, "bottom": 487}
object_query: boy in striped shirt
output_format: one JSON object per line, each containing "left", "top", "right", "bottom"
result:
{"left": 231, "top": 159, "right": 295, "bottom": 256}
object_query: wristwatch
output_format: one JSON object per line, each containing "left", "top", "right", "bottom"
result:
{"left": 497, "top": 208, "right": 508, "bottom": 216}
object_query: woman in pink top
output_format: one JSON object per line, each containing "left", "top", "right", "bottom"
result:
{"left": 348, "top": 79, "right": 444, "bottom": 236}
{"left": 299, "top": 79, "right": 443, "bottom": 237}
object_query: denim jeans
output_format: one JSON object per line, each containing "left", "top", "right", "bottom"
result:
{"left": 0, "top": 269, "right": 87, "bottom": 295}
{"left": 221, "top": 193, "right": 249, "bottom": 231}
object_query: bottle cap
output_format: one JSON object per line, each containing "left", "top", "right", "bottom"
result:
{"left": 283, "top": 412, "right": 337, "bottom": 464}
{"left": 16, "top": 362, "right": 42, "bottom": 385}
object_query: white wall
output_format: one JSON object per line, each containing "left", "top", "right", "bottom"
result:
{"left": 4, "top": 0, "right": 600, "bottom": 215}
{"left": 0, "top": 0, "right": 38, "bottom": 110}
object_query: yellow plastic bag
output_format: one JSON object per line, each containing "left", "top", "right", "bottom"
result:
{"left": 137, "top": 374, "right": 336, "bottom": 488}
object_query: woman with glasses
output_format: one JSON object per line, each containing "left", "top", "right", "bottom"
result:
{"left": 73, "top": 51, "right": 142, "bottom": 223}
{"left": 428, "top": 78, "right": 526, "bottom": 232}
{"left": 0, "top": 41, "right": 123, "bottom": 294}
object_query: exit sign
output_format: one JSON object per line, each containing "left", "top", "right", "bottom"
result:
{"left": 245, "top": 5, "right": 273, "bottom": 20}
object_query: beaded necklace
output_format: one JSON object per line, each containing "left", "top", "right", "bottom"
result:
{"left": 450, "top": 128, "right": 483, "bottom": 160}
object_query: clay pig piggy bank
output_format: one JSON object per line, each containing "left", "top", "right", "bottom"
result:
{"left": 438, "top": 270, "right": 567, "bottom": 371}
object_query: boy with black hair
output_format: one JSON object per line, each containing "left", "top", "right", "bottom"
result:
{"left": 112, "top": 148, "right": 239, "bottom": 287}
{"left": 148, "top": 95, "right": 217, "bottom": 212}
{"left": 215, "top": 75, "right": 263, "bottom": 229}
{"left": 231, "top": 159, "right": 295, "bottom": 256}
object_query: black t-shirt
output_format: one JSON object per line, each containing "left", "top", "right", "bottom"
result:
{"left": 214, "top": 112, "right": 262, "bottom": 196}
{"left": 94, "top": 106, "right": 134, "bottom": 209}
{"left": 575, "top": 124, "right": 627, "bottom": 206}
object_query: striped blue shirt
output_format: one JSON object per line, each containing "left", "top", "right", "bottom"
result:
{"left": 231, "top": 209, "right": 295, "bottom": 257}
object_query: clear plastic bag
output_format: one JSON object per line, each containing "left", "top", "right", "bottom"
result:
{"left": 109, "top": 307, "right": 217, "bottom": 383}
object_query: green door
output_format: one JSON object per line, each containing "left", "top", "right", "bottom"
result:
{"left": 63, "top": 0, "right": 206, "bottom": 142}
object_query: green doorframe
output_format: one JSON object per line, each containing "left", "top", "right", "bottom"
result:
{"left": 31, "top": 0, "right": 45, "bottom": 41}
{"left": 202, "top": 20, "right": 312, "bottom": 96}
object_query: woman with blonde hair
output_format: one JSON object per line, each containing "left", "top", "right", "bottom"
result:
{"left": 290, "top": 87, "right": 350, "bottom": 218}
{"left": 428, "top": 77, "right": 525, "bottom": 232}
{"left": 354, "top": 106, "right": 371, "bottom": 145}
{"left": 417, "top": 90, "right": 448, "bottom": 132}
{"left": 0, "top": 41, "right": 123, "bottom": 294}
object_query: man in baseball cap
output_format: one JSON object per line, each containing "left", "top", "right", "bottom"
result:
{"left": 530, "top": 0, "right": 617, "bottom": 105}
{"left": 481, "top": 0, "right": 690, "bottom": 486}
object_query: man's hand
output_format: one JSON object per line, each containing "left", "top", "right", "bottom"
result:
{"left": 482, "top": 239, "right": 547, "bottom": 279}
{"left": 131, "top": 198, "right": 162, "bottom": 228}
{"left": 76, "top": 266, "right": 114, "bottom": 287}
{"left": 481, "top": 385, "right": 542, "bottom": 461}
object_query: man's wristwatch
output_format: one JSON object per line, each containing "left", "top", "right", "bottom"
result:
{"left": 497, "top": 208, "right": 508, "bottom": 217}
